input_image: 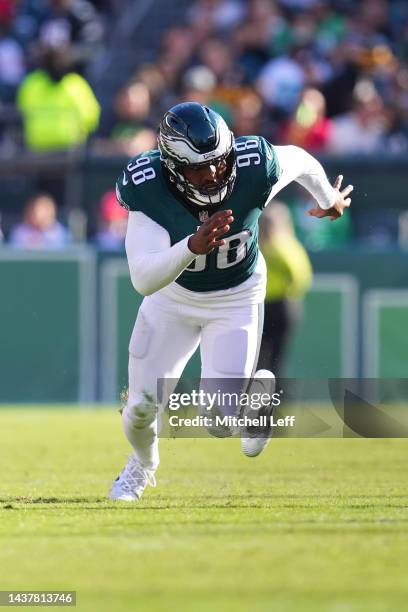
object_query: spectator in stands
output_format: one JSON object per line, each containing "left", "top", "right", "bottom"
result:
{"left": 181, "top": 65, "right": 217, "bottom": 105}
{"left": 231, "top": 90, "right": 264, "bottom": 137}
{"left": 310, "top": 0, "right": 347, "bottom": 57}
{"left": 157, "top": 26, "right": 196, "bottom": 92}
{"left": 5, "top": 0, "right": 408, "bottom": 163}
{"left": 94, "top": 189, "right": 127, "bottom": 250}
{"left": 9, "top": 193, "right": 70, "bottom": 249}
{"left": 187, "top": 0, "right": 246, "bottom": 44}
{"left": 110, "top": 81, "right": 156, "bottom": 154}
{"left": 199, "top": 37, "right": 244, "bottom": 90}
{"left": 233, "top": 0, "right": 283, "bottom": 80}
{"left": 197, "top": 37, "right": 250, "bottom": 119}
{"left": 160, "top": 26, "right": 196, "bottom": 69}
{"left": 17, "top": 44, "right": 100, "bottom": 151}
{"left": 180, "top": 65, "right": 232, "bottom": 123}
{"left": 94, "top": 80, "right": 156, "bottom": 156}
{"left": 278, "top": 87, "right": 332, "bottom": 151}
{"left": 112, "top": 82, "right": 151, "bottom": 136}
{"left": 132, "top": 26, "right": 211, "bottom": 125}
{"left": 383, "top": 104, "right": 408, "bottom": 154}
{"left": 121, "top": 63, "right": 170, "bottom": 128}
{"left": 0, "top": 0, "right": 25, "bottom": 103}
{"left": 14, "top": 0, "right": 104, "bottom": 73}
{"left": 256, "top": 48, "right": 306, "bottom": 119}
{"left": 257, "top": 201, "right": 312, "bottom": 376}
{"left": 327, "top": 79, "right": 386, "bottom": 154}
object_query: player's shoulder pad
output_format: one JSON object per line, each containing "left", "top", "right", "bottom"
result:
{"left": 116, "top": 149, "right": 161, "bottom": 212}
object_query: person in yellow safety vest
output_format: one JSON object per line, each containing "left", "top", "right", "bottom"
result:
{"left": 257, "top": 200, "right": 313, "bottom": 376}
{"left": 17, "top": 45, "right": 100, "bottom": 152}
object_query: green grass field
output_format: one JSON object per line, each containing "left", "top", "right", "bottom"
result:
{"left": 1, "top": 407, "right": 408, "bottom": 612}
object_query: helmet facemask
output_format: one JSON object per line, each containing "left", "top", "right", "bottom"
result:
{"left": 164, "top": 146, "right": 236, "bottom": 207}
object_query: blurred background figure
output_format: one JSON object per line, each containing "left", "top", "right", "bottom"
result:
{"left": 187, "top": 0, "right": 246, "bottom": 43}
{"left": 94, "top": 80, "right": 156, "bottom": 156}
{"left": 257, "top": 202, "right": 312, "bottom": 376}
{"left": 278, "top": 87, "right": 332, "bottom": 151}
{"left": 180, "top": 65, "right": 217, "bottom": 104}
{"left": 0, "top": 0, "right": 25, "bottom": 104}
{"left": 14, "top": 0, "right": 104, "bottom": 73}
{"left": 256, "top": 47, "right": 306, "bottom": 121}
{"left": 231, "top": 91, "right": 264, "bottom": 137}
{"left": 180, "top": 64, "right": 232, "bottom": 122}
{"left": 8, "top": 192, "right": 70, "bottom": 249}
{"left": 94, "top": 188, "right": 127, "bottom": 250}
{"left": 327, "top": 79, "right": 387, "bottom": 154}
{"left": 17, "top": 44, "right": 100, "bottom": 152}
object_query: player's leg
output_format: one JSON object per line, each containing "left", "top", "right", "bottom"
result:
{"left": 199, "top": 302, "right": 263, "bottom": 428}
{"left": 110, "top": 295, "right": 200, "bottom": 501}
{"left": 200, "top": 301, "right": 276, "bottom": 456}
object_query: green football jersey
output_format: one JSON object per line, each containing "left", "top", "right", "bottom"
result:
{"left": 116, "top": 135, "right": 280, "bottom": 292}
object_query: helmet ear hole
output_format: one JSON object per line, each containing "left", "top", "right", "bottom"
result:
{"left": 158, "top": 102, "right": 236, "bottom": 207}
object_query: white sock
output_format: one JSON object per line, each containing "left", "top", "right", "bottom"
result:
{"left": 122, "top": 401, "right": 159, "bottom": 471}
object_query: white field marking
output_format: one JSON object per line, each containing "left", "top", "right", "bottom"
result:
{"left": 100, "top": 259, "right": 130, "bottom": 402}
{"left": 363, "top": 289, "right": 408, "bottom": 378}
{"left": 311, "top": 274, "right": 359, "bottom": 378}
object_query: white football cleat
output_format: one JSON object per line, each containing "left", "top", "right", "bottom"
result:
{"left": 241, "top": 369, "right": 276, "bottom": 458}
{"left": 109, "top": 454, "right": 156, "bottom": 502}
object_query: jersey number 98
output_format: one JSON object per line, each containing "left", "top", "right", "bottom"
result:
{"left": 187, "top": 230, "right": 251, "bottom": 272}
{"left": 127, "top": 157, "right": 156, "bottom": 185}
{"left": 235, "top": 139, "right": 260, "bottom": 167}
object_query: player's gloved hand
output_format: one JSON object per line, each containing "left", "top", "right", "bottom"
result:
{"left": 188, "top": 210, "right": 234, "bottom": 255}
{"left": 308, "top": 175, "right": 353, "bottom": 221}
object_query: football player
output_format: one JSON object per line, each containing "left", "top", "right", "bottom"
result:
{"left": 109, "top": 102, "right": 352, "bottom": 501}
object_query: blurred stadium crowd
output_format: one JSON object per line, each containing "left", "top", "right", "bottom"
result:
{"left": 0, "top": 0, "right": 408, "bottom": 246}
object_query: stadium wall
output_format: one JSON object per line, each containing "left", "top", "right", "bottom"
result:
{"left": 0, "top": 248, "right": 407, "bottom": 403}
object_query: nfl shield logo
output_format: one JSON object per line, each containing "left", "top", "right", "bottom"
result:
{"left": 199, "top": 211, "right": 209, "bottom": 222}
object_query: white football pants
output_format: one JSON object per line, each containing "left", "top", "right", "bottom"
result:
{"left": 122, "top": 289, "right": 264, "bottom": 470}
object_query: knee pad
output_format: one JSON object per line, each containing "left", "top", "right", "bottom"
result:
{"left": 124, "top": 391, "right": 158, "bottom": 429}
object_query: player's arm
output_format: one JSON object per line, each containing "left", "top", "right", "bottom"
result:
{"left": 125, "top": 210, "right": 233, "bottom": 296}
{"left": 125, "top": 212, "right": 195, "bottom": 296}
{"left": 267, "top": 145, "right": 353, "bottom": 221}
